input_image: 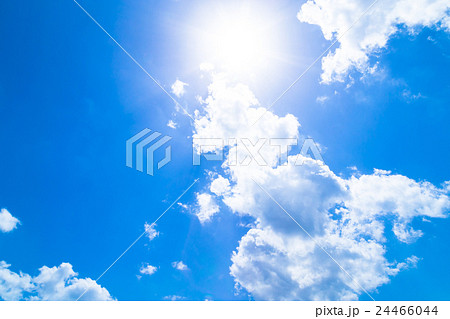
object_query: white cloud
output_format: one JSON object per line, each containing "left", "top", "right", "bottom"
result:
{"left": 171, "top": 79, "right": 189, "bottom": 97}
{"left": 231, "top": 227, "right": 393, "bottom": 300}
{"left": 192, "top": 73, "right": 300, "bottom": 174}
{"left": 402, "top": 89, "right": 424, "bottom": 102}
{"left": 392, "top": 224, "right": 423, "bottom": 244}
{"left": 346, "top": 171, "right": 450, "bottom": 221}
{"left": 140, "top": 264, "right": 157, "bottom": 276}
{"left": 0, "top": 208, "right": 20, "bottom": 233}
{"left": 297, "top": 0, "right": 450, "bottom": 83}
{"left": 144, "top": 223, "right": 159, "bottom": 241}
{"left": 193, "top": 74, "right": 299, "bottom": 152}
{"left": 227, "top": 163, "right": 449, "bottom": 300}
{"left": 210, "top": 175, "right": 231, "bottom": 196}
{"left": 316, "top": 96, "right": 329, "bottom": 104}
{"left": 167, "top": 119, "right": 178, "bottom": 129}
{"left": 195, "top": 193, "right": 219, "bottom": 224}
{"left": 164, "top": 295, "right": 185, "bottom": 300}
{"left": 0, "top": 261, "right": 112, "bottom": 301}
{"left": 171, "top": 261, "right": 189, "bottom": 271}
{"left": 192, "top": 72, "right": 450, "bottom": 300}
{"left": 0, "top": 261, "right": 33, "bottom": 300}
{"left": 397, "top": 255, "right": 420, "bottom": 270}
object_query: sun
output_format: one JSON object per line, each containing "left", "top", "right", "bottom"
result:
{"left": 190, "top": 3, "right": 279, "bottom": 74}
{"left": 209, "top": 12, "right": 266, "bottom": 70}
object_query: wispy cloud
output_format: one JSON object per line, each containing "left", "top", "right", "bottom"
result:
{"left": 316, "top": 96, "right": 329, "bottom": 104}
{"left": 164, "top": 295, "right": 185, "bottom": 301}
{"left": 144, "top": 223, "right": 159, "bottom": 241}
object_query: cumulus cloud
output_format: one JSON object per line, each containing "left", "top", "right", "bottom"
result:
{"left": 192, "top": 72, "right": 450, "bottom": 300}
{"left": 225, "top": 159, "right": 449, "bottom": 299}
{"left": 171, "top": 79, "right": 189, "bottom": 97}
{"left": 0, "top": 261, "right": 33, "bottom": 300}
{"left": 140, "top": 264, "right": 157, "bottom": 276}
{"left": 231, "top": 227, "right": 389, "bottom": 300}
{"left": 210, "top": 175, "right": 231, "bottom": 196}
{"left": 297, "top": 0, "right": 450, "bottom": 83}
{"left": 193, "top": 74, "right": 299, "bottom": 151}
{"left": 0, "top": 261, "right": 112, "bottom": 301}
{"left": 195, "top": 193, "right": 219, "bottom": 224}
{"left": 0, "top": 208, "right": 20, "bottom": 233}
{"left": 171, "top": 261, "right": 189, "bottom": 271}
{"left": 346, "top": 171, "right": 449, "bottom": 241}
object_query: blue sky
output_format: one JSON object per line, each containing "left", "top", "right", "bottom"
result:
{"left": 0, "top": 0, "right": 449, "bottom": 301}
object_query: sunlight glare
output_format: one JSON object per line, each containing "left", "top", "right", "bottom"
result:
{"left": 193, "top": 4, "right": 278, "bottom": 73}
